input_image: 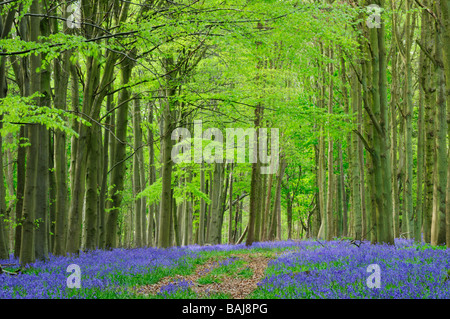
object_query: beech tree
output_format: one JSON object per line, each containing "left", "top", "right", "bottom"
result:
{"left": 0, "top": 0, "right": 449, "bottom": 264}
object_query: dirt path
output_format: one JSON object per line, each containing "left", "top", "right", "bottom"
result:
{"left": 134, "top": 252, "right": 275, "bottom": 299}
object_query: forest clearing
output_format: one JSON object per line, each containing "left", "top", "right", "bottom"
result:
{"left": 0, "top": 0, "right": 450, "bottom": 302}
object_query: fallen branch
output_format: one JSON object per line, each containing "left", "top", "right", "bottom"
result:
{"left": 0, "top": 264, "right": 21, "bottom": 276}
{"left": 236, "top": 224, "right": 248, "bottom": 245}
{"left": 316, "top": 239, "right": 326, "bottom": 248}
{"left": 348, "top": 224, "right": 376, "bottom": 248}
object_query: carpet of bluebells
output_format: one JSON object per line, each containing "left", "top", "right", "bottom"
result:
{"left": 1, "top": 238, "right": 449, "bottom": 299}
{"left": 253, "top": 239, "right": 450, "bottom": 299}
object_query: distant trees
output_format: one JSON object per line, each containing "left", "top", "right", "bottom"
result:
{"left": 0, "top": 0, "right": 449, "bottom": 265}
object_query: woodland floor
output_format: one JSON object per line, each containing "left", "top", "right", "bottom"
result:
{"left": 134, "top": 251, "right": 276, "bottom": 299}
{"left": 2, "top": 239, "right": 450, "bottom": 299}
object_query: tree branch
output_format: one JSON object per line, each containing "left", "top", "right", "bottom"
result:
{"left": 414, "top": 0, "right": 440, "bottom": 23}
{"left": 353, "top": 129, "right": 375, "bottom": 157}
{"left": 363, "top": 104, "right": 384, "bottom": 138}
{"left": 415, "top": 39, "right": 438, "bottom": 66}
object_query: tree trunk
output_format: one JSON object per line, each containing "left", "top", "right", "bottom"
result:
{"left": 228, "top": 165, "right": 234, "bottom": 244}
{"left": 34, "top": 11, "right": 51, "bottom": 261}
{"left": 85, "top": 125, "right": 100, "bottom": 251}
{"left": 11, "top": 13, "right": 29, "bottom": 259}
{"left": 438, "top": 0, "right": 450, "bottom": 248}
{"left": 148, "top": 103, "right": 156, "bottom": 247}
{"left": 431, "top": 13, "right": 447, "bottom": 246}
{"left": 340, "top": 55, "right": 349, "bottom": 238}
{"left": 269, "top": 158, "right": 286, "bottom": 240}
{"left": 377, "top": 4, "right": 394, "bottom": 244}
{"left": 415, "top": 16, "right": 427, "bottom": 243}
{"left": 133, "top": 95, "right": 144, "bottom": 247}
{"left": 157, "top": 56, "right": 176, "bottom": 248}
{"left": 246, "top": 106, "right": 262, "bottom": 246}
{"left": 198, "top": 162, "right": 206, "bottom": 245}
{"left": 325, "top": 46, "right": 334, "bottom": 241}
{"left": 390, "top": 43, "right": 400, "bottom": 239}
{"left": 404, "top": 2, "right": 415, "bottom": 239}
{"left": 286, "top": 192, "right": 293, "bottom": 239}
{"left": 368, "top": 4, "right": 394, "bottom": 244}
{"left": 52, "top": 43, "right": 70, "bottom": 255}
{"left": 19, "top": 0, "right": 41, "bottom": 265}
{"left": 98, "top": 88, "right": 114, "bottom": 250}
{"left": 208, "top": 162, "right": 224, "bottom": 245}
{"left": 351, "top": 68, "right": 362, "bottom": 241}
{"left": 422, "top": 3, "right": 435, "bottom": 243}
{"left": 262, "top": 173, "right": 273, "bottom": 241}
{"left": 105, "top": 54, "right": 133, "bottom": 249}
{"left": 14, "top": 126, "right": 26, "bottom": 258}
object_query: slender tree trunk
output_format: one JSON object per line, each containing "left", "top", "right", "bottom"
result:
{"left": 158, "top": 55, "right": 180, "bottom": 248}
{"left": 105, "top": 55, "right": 134, "bottom": 249}
{"left": 11, "top": 12, "right": 29, "bottom": 259}
{"left": 228, "top": 165, "right": 234, "bottom": 244}
{"left": 0, "top": 119, "right": 7, "bottom": 259}
{"left": 336, "top": 142, "right": 345, "bottom": 237}
{"left": 368, "top": 3, "right": 394, "bottom": 244}
{"left": 14, "top": 126, "right": 26, "bottom": 258}
{"left": 377, "top": 4, "right": 394, "bottom": 244}
{"left": 0, "top": 94, "right": 7, "bottom": 259}
{"left": 34, "top": 11, "right": 51, "bottom": 261}
{"left": 351, "top": 69, "right": 362, "bottom": 241}
{"left": 66, "top": 82, "right": 91, "bottom": 254}
{"left": 0, "top": 8, "right": 16, "bottom": 258}
{"left": 19, "top": 0, "right": 41, "bottom": 265}
{"left": 313, "top": 145, "right": 321, "bottom": 238}
{"left": 415, "top": 8, "right": 429, "bottom": 243}
{"left": 51, "top": 3, "right": 70, "bottom": 256}
{"left": 183, "top": 175, "right": 190, "bottom": 246}
{"left": 286, "top": 192, "right": 293, "bottom": 239}
{"left": 5, "top": 134, "right": 15, "bottom": 251}
{"left": 209, "top": 162, "right": 224, "bottom": 245}
{"left": 98, "top": 88, "right": 113, "bottom": 250}
{"left": 147, "top": 102, "right": 156, "bottom": 247}
{"left": 326, "top": 47, "right": 334, "bottom": 241}
{"left": 233, "top": 194, "right": 240, "bottom": 243}
{"left": 423, "top": 22, "right": 435, "bottom": 243}
{"left": 269, "top": 158, "right": 286, "bottom": 240}
{"left": 139, "top": 128, "right": 147, "bottom": 247}
{"left": 133, "top": 95, "right": 143, "bottom": 247}
{"left": 390, "top": 46, "right": 400, "bottom": 239}
{"left": 360, "top": 39, "right": 376, "bottom": 243}
{"left": 415, "top": 82, "right": 425, "bottom": 243}
{"left": 340, "top": 56, "right": 349, "bottom": 238}
{"left": 404, "top": 3, "right": 415, "bottom": 238}
{"left": 317, "top": 47, "right": 326, "bottom": 240}
{"left": 246, "top": 105, "right": 262, "bottom": 246}
{"left": 262, "top": 173, "right": 273, "bottom": 241}
{"left": 431, "top": 14, "right": 447, "bottom": 246}
{"left": 206, "top": 170, "right": 212, "bottom": 242}
{"left": 438, "top": 0, "right": 450, "bottom": 248}
{"left": 85, "top": 125, "right": 100, "bottom": 251}
{"left": 69, "top": 62, "right": 79, "bottom": 199}
{"left": 199, "top": 162, "right": 206, "bottom": 245}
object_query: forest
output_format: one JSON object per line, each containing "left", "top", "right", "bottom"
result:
{"left": 0, "top": 0, "right": 449, "bottom": 300}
